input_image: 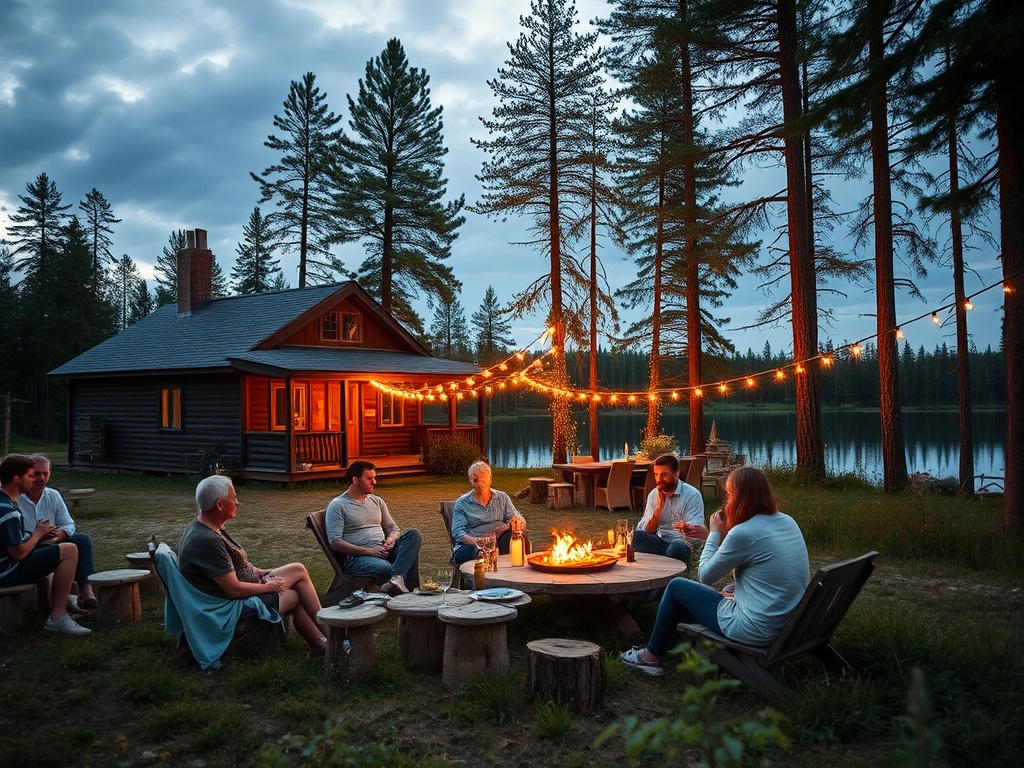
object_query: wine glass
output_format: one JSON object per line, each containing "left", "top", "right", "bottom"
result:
{"left": 670, "top": 508, "right": 686, "bottom": 536}
{"left": 436, "top": 568, "right": 452, "bottom": 606}
{"left": 616, "top": 518, "right": 629, "bottom": 554}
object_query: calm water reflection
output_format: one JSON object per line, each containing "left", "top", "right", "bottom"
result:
{"left": 486, "top": 410, "right": 1006, "bottom": 487}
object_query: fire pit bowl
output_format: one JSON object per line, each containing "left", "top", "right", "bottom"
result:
{"left": 526, "top": 550, "right": 619, "bottom": 574}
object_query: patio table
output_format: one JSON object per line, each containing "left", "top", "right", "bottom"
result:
{"left": 552, "top": 460, "right": 650, "bottom": 507}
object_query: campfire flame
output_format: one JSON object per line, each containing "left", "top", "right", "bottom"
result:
{"left": 548, "top": 531, "right": 597, "bottom": 565}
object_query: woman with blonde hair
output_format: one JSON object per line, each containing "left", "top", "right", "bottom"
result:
{"left": 620, "top": 466, "right": 809, "bottom": 676}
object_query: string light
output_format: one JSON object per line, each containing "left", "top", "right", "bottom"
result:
{"left": 895, "top": 327, "right": 905, "bottom": 339}
{"left": 931, "top": 312, "right": 940, "bottom": 325}
{"left": 964, "top": 300, "right": 974, "bottom": 311}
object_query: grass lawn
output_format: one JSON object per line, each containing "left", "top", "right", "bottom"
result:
{"left": 0, "top": 464, "right": 1020, "bottom": 767}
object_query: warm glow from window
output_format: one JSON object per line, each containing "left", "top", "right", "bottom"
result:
{"left": 160, "top": 385, "right": 182, "bottom": 430}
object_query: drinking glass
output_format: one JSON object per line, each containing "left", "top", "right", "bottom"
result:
{"left": 436, "top": 568, "right": 452, "bottom": 606}
{"left": 479, "top": 534, "right": 497, "bottom": 572}
{"left": 616, "top": 518, "right": 629, "bottom": 553}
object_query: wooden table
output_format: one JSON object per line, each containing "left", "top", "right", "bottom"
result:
{"left": 460, "top": 552, "right": 685, "bottom": 635}
{"left": 552, "top": 461, "right": 650, "bottom": 508}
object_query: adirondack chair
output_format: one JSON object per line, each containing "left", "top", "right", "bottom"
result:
{"left": 595, "top": 460, "right": 636, "bottom": 511}
{"left": 677, "top": 550, "right": 878, "bottom": 703}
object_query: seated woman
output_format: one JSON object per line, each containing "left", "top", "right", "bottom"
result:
{"left": 178, "top": 475, "right": 328, "bottom": 656}
{"left": 620, "top": 466, "right": 809, "bottom": 676}
{"left": 451, "top": 461, "right": 529, "bottom": 565}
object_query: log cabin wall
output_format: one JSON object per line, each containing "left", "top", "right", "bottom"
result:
{"left": 68, "top": 374, "right": 242, "bottom": 474}
{"left": 358, "top": 386, "right": 418, "bottom": 456}
{"left": 279, "top": 303, "right": 404, "bottom": 350}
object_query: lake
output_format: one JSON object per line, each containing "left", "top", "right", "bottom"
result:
{"left": 485, "top": 409, "right": 1006, "bottom": 489}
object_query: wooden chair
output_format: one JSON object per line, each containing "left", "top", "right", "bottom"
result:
{"left": 305, "top": 509, "right": 375, "bottom": 602}
{"left": 594, "top": 460, "right": 636, "bottom": 511}
{"left": 684, "top": 456, "right": 707, "bottom": 489}
{"left": 677, "top": 551, "right": 878, "bottom": 703}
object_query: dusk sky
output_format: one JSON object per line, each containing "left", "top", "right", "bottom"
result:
{"left": 0, "top": 0, "right": 1006, "bottom": 364}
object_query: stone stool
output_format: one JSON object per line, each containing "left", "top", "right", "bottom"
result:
{"left": 547, "top": 482, "right": 575, "bottom": 509}
{"left": 387, "top": 591, "right": 473, "bottom": 671}
{"left": 88, "top": 569, "right": 150, "bottom": 624}
{"left": 316, "top": 604, "right": 387, "bottom": 679}
{"left": 438, "top": 601, "right": 517, "bottom": 690}
{"left": 125, "top": 552, "right": 162, "bottom": 594}
{"left": 0, "top": 584, "right": 37, "bottom": 632}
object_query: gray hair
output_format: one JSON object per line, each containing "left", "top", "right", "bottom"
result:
{"left": 467, "top": 460, "right": 492, "bottom": 482}
{"left": 28, "top": 454, "right": 51, "bottom": 469}
{"left": 196, "top": 474, "right": 233, "bottom": 513}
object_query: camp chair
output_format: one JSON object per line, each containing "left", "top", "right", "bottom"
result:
{"left": 305, "top": 508, "right": 421, "bottom": 603}
{"left": 595, "top": 460, "right": 636, "bottom": 511}
{"left": 150, "top": 542, "right": 285, "bottom": 669}
{"left": 677, "top": 550, "right": 878, "bottom": 703}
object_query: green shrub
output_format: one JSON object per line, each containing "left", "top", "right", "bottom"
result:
{"left": 427, "top": 436, "right": 483, "bottom": 476}
{"left": 638, "top": 433, "right": 678, "bottom": 459}
{"left": 535, "top": 700, "right": 572, "bottom": 739}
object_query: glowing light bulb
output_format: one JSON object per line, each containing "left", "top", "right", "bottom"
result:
{"left": 746, "top": 377, "right": 755, "bottom": 387}
{"left": 964, "top": 300, "right": 974, "bottom": 311}
{"left": 851, "top": 344, "right": 862, "bottom": 358}
{"left": 694, "top": 388, "right": 703, "bottom": 397}
{"left": 775, "top": 370, "right": 785, "bottom": 380}
{"left": 896, "top": 328, "right": 905, "bottom": 339}
{"left": 718, "top": 384, "right": 728, "bottom": 394}
{"left": 821, "top": 356, "right": 833, "bottom": 368}
{"left": 931, "top": 312, "right": 940, "bottom": 325}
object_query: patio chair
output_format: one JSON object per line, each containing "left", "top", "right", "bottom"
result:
{"left": 630, "top": 465, "right": 655, "bottom": 510}
{"left": 684, "top": 456, "right": 707, "bottom": 490}
{"left": 595, "top": 459, "right": 636, "bottom": 511}
{"left": 677, "top": 550, "right": 878, "bottom": 704}
{"left": 151, "top": 542, "right": 285, "bottom": 669}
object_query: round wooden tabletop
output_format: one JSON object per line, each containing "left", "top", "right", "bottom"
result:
{"left": 460, "top": 552, "right": 685, "bottom": 596}
{"left": 317, "top": 604, "right": 387, "bottom": 627}
{"left": 438, "top": 601, "right": 518, "bottom": 626}
{"left": 387, "top": 590, "right": 473, "bottom": 616}
{"left": 89, "top": 568, "right": 151, "bottom": 586}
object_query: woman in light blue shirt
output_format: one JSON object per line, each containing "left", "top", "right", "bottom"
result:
{"left": 620, "top": 466, "right": 809, "bottom": 676}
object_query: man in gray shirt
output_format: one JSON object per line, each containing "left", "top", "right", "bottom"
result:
{"left": 325, "top": 461, "right": 421, "bottom": 594}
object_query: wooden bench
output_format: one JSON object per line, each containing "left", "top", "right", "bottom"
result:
{"left": 317, "top": 604, "right": 387, "bottom": 679}
{"left": 677, "top": 551, "right": 878, "bottom": 703}
{"left": 89, "top": 568, "right": 150, "bottom": 624}
{"left": 0, "top": 584, "right": 38, "bottom": 632}
{"left": 439, "top": 601, "right": 517, "bottom": 690}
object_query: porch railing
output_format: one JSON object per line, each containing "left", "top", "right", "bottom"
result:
{"left": 294, "top": 432, "right": 342, "bottom": 468}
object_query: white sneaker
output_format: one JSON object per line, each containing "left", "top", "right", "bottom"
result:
{"left": 388, "top": 575, "right": 410, "bottom": 595}
{"left": 44, "top": 614, "right": 92, "bottom": 636}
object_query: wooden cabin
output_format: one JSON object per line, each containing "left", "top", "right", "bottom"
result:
{"left": 49, "top": 229, "right": 482, "bottom": 483}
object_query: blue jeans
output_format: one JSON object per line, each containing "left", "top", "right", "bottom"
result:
{"left": 343, "top": 529, "right": 421, "bottom": 585}
{"left": 646, "top": 576, "right": 725, "bottom": 658}
{"left": 452, "top": 529, "right": 515, "bottom": 565}
{"left": 632, "top": 530, "right": 691, "bottom": 563}
{"left": 69, "top": 532, "right": 96, "bottom": 589}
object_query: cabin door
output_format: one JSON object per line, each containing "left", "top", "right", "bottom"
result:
{"left": 345, "top": 382, "right": 361, "bottom": 460}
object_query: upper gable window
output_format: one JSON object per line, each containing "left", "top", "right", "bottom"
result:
{"left": 321, "top": 311, "right": 362, "bottom": 343}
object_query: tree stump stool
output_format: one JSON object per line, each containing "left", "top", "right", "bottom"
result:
{"left": 316, "top": 604, "right": 387, "bottom": 680}
{"left": 547, "top": 482, "right": 575, "bottom": 509}
{"left": 387, "top": 591, "right": 473, "bottom": 670}
{"left": 89, "top": 569, "right": 150, "bottom": 624}
{"left": 125, "top": 552, "right": 161, "bottom": 594}
{"left": 529, "top": 477, "right": 552, "bottom": 504}
{"left": 438, "top": 601, "right": 517, "bottom": 690}
{"left": 527, "top": 638, "right": 605, "bottom": 710}
{"left": 0, "top": 584, "right": 37, "bottom": 632}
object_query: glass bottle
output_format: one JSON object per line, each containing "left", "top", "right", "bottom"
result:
{"left": 473, "top": 554, "right": 487, "bottom": 589}
{"left": 509, "top": 529, "right": 525, "bottom": 567}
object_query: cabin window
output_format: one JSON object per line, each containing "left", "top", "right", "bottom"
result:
{"left": 270, "top": 383, "right": 288, "bottom": 430}
{"left": 320, "top": 312, "right": 340, "bottom": 341}
{"left": 160, "top": 385, "right": 182, "bottom": 430}
{"left": 378, "top": 391, "right": 404, "bottom": 427}
{"left": 292, "top": 384, "right": 309, "bottom": 430}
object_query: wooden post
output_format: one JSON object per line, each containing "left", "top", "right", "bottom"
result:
{"left": 527, "top": 638, "right": 604, "bottom": 710}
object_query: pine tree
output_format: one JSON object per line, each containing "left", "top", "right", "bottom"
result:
{"left": 8, "top": 172, "right": 71, "bottom": 281}
{"left": 78, "top": 188, "right": 120, "bottom": 278}
{"left": 128, "top": 277, "right": 154, "bottom": 325}
{"left": 154, "top": 229, "right": 186, "bottom": 305}
{"left": 111, "top": 254, "right": 141, "bottom": 330}
{"left": 231, "top": 207, "right": 283, "bottom": 294}
{"left": 334, "top": 39, "right": 465, "bottom": 336}
{"left": 0, "top": 242, "right": 17, "bottom": 395}
{"left": 471, "top": 0, "right": 604, "bottom": 463}
{"left": 211, "top": 257, "right": 229, "bottom": 298}
{"left": 251, "top": 72, "right": 345, "bottom": 287}
{"left": 471, "top": 286, "right": 516, "bottom": 365}
{"left": 428, "top": 291, "right": 473, "bottom": 362}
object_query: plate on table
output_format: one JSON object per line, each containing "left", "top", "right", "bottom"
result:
{"left": 471, "top": 587, "right": 525, "bottom": 602}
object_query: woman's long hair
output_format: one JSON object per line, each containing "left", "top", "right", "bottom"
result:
{"left": 723, "top": 466, "right": 779, "bottom": 531}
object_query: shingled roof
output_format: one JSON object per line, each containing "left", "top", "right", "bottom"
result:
{"left": 50, "top": 282, "right": 480, "bottom": 378}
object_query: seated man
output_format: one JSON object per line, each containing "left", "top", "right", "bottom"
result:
{"left": 326, "top": 461, "right": 421, "bottom": 595}
{"left": 0, "top": 453, "right": 90, "bottom": 635}
{"left": 451, "top": 460, "right": 527, "bottom": 565}
{"left": 18, "top": 454, "right": 98, "bottom": 611}
{"left": 178, "top": 475, "right": 327, "bottom": 656}
{"left": 633, "top": 453, "right": 708, "bottom": 563}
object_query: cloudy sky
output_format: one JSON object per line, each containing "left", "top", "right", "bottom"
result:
{"left": 0, "top": 0, "right": 1006, "bottom": 361}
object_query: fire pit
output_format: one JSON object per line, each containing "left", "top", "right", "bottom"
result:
{"left": 526, "top": 532, "right": 619, "bottom": 574}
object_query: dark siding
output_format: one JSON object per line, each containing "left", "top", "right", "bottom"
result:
{"left": 244, "top": 433, "right": 288, "bottom": 469}
{"left": 70, "top": 374, "right": 242, "bottom": 473}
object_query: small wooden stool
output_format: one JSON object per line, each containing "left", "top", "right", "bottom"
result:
{"left": 527, "top": 638, "right": 604, "bottom": 710}
{"left": 125, "top": 552, "right": 161, "bottom": 594}
{"left": 438, "top": 601, "right": 517, "bottom": 690}
{"left": 528, "top": 477, "right": 552, "bottom": 504}
{"left": 0, "top": 583, "right": 37, "bottom": 632}
{"left": 316, "top": 604, "right": 387, "bottom": 679}
{"left": 88, "top": 569, "right": 150, "bottom": 624}
{"left": 547, "top": 482, "right": 575, "bottom": 509}
{"left": 387, "top": 591, "right": 473, "bottom": 670}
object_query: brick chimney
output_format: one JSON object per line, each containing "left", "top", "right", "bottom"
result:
{"left": 177, "top": 228, "right": 213, "bottom": 316}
